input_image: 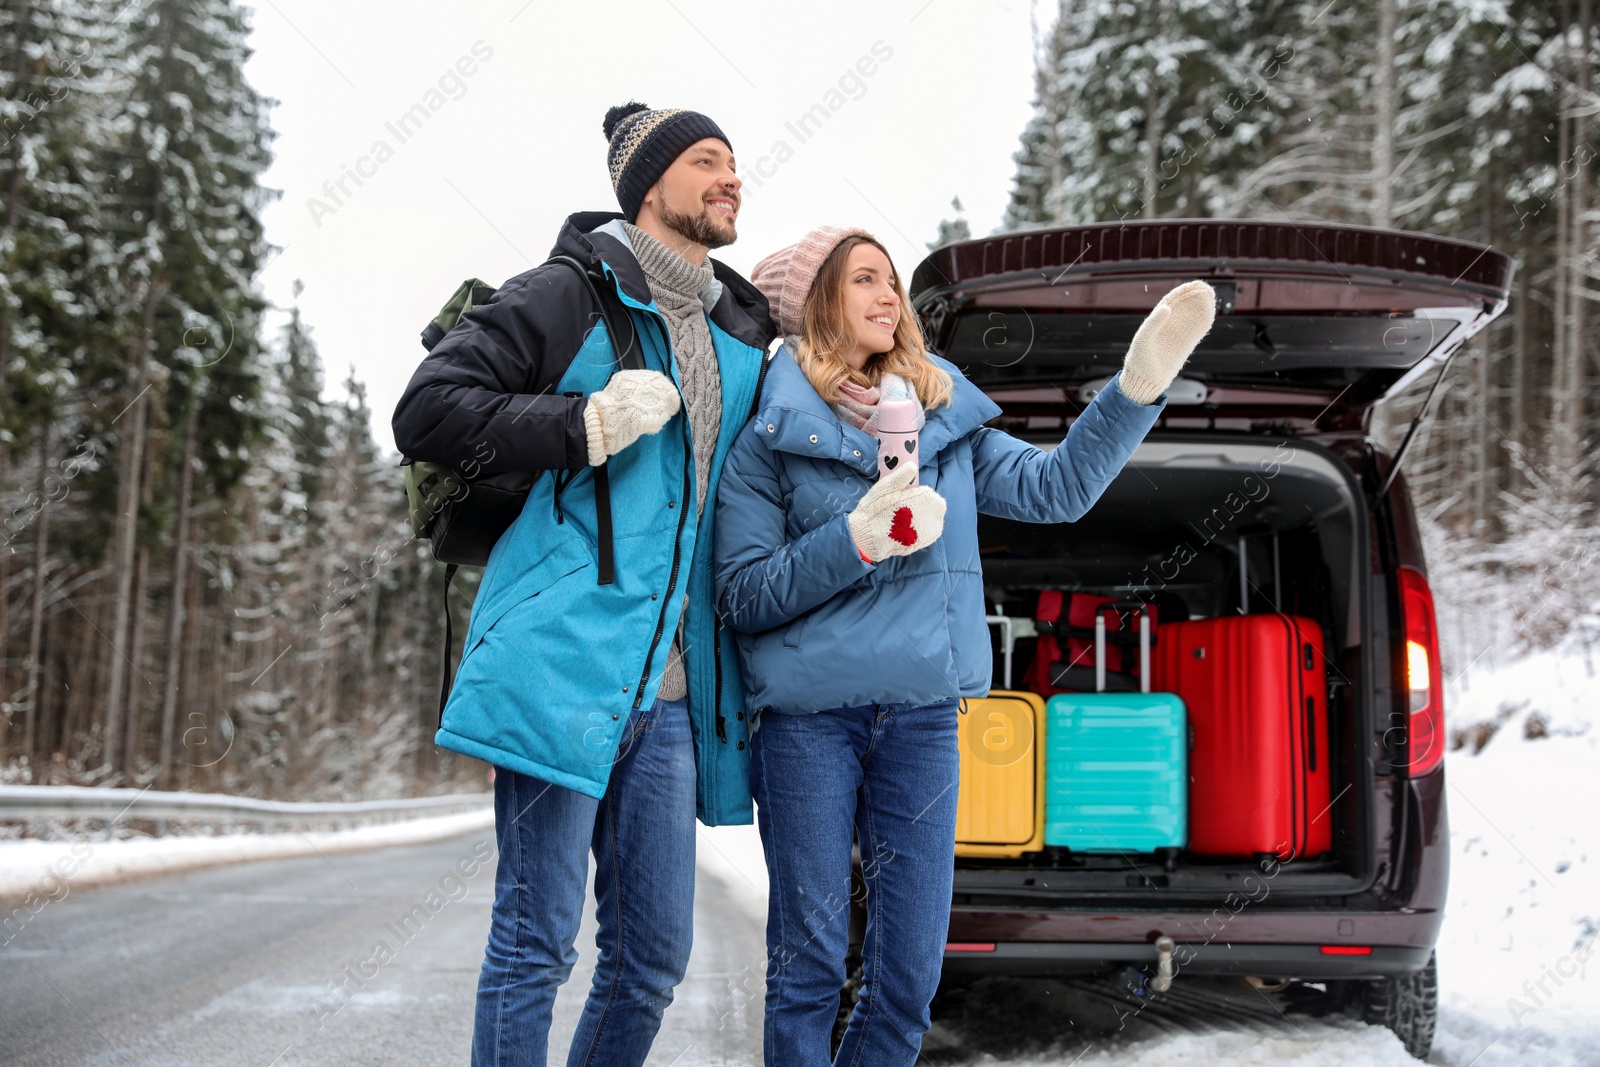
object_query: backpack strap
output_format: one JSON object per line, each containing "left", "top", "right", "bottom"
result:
{"left": 548, "top": 255, "right": 641, "bottom": 587}
{"left": 440, "top": 563, "right": 459, "bottom": 728}
{"left": 549, "top": 255, "right": 641, "bottom": 371}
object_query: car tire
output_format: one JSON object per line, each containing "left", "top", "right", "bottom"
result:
{"left": 1360, "top": 951, "right": 1438, "bottom": 1059}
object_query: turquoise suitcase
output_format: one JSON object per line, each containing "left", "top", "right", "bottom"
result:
{"left": 1043, "top": 606, "right": 1188, "bottom": 852}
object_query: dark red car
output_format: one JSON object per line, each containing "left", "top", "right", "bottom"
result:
{"left": 882, "top": 219, "right": 1510, "bottom": 1059}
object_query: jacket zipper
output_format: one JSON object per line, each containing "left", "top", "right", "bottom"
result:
{"left": 634, "top": 460, "right": 690, "bottom": 710}
{"left": 713, "top": 621, "right": 726, "bottom": 742}
{"left": 632, "top": 313, "right": 692, "bottom": 712}
{"left": 712, "top": 350, "right": 773, "bottom": 742}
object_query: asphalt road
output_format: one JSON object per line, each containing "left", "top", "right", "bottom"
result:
{"left": 0, "top": 829, "right": 767, "bottom": 1066}
{"left": 0, "top": 828, "right": 1378, "bottom": 1066}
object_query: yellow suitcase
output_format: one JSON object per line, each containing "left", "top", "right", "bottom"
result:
{"left": 955, "top": 690, "right": 1046, "bottom": 857}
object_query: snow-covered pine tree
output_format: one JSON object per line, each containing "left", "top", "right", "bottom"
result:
{"left": 1417, "top": 1, "right": 1572, "bottom": 530}
{"left": 94, "top": 0, "right": 274, "bottom": 780}
{"left": 1005, "top": 0, "right": 1297, "bottom": 228}
{"left": 281, "top": 283, "right": 331, "bottom": 527}
{"left": 1347, "top": 1, "right": 1581, "bottom": 533}
{"left": 928, "top": 196, "right": 973, "bottom": 250}
{"left": 0, "top": 1, "right": 480, "bottom": 794}
{"left": 1001, "top": 0, "right": 1597, "bottom": 650}
{"left": 307, "top": 368, "right": 424, "bottom": 797}
{"left": 0, "top": 0, "right": 123, "bottom": 772}
{"left": 207, "top": 283, "right": 325, "bottom": 793}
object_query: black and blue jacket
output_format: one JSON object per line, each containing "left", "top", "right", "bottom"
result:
{"left": 393, "top": 211, "right": 777, "bottom": 825}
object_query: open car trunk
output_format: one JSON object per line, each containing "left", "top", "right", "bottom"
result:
{"left": 911, "top": 219, "right": 1514, "bottom": 436}
{"left": 954, "top": 435, "right": 1375, "bottom": 906}
{"left": 911, "top": 219, "right": 1513, "bottom": 908}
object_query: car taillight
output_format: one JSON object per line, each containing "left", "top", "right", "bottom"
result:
{"left": 1398, "top": 566, "right": 1444, "bottom": 776}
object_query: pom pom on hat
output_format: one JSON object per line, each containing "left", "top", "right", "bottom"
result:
{"left": 603, "top": 101, "right": 650, "bottom": 142}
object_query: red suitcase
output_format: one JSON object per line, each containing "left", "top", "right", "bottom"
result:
{"left": 1154, "top": 614, "right": 1333, "bottom": 861}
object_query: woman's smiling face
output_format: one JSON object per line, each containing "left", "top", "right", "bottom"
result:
{"left": 839, "top": 242, "right": 900, "bottom": 372}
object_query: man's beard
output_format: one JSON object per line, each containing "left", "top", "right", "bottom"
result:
{"left": 660, "top": 195, "right": 736, "bottom": 250}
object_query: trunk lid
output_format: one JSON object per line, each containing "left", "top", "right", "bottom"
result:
{"left": 910, "top": 219, "right": 1513, "bottom": 433}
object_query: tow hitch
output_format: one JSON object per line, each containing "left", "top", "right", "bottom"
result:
{"left": 1115, "top": 935, "right": 1178, "bottom": 1000}
{"left": 1151, "top": 935, "right": 1176, "bottom": 992}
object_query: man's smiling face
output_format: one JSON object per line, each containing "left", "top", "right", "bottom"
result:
{"left": 642, "top": 137, "right": 740, "bottom": 251}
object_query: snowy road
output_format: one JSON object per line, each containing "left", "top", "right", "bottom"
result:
{"left": 0, "top": 834, "right": 1494, "bottom": 1067}
{"left": 0, "top": 822, "right": 1412, "bottom": 1067}
{"left": 0, "top": 817, "right": 1593, "bottom": 1066}
{"left": 0, "top": 827, "right": 769, "bottom": 1066}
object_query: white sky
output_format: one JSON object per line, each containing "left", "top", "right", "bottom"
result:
{"left": 242, "top": 0, "right": 1040, "bottom": 453}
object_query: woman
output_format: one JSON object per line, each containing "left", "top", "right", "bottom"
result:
{"left": 713, "top": 225, "right": 1214, "bottom": 1066}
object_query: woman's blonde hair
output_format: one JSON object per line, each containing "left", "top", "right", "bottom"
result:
{"left": 794, "top": 235, "right": 953, "bottom": 411}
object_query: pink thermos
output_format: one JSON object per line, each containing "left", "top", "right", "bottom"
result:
{"left": 877, "top": 397, "right": 920, "bottom": 486}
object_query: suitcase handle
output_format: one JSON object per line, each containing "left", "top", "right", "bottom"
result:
{"left": 1094, "top": 606, "right": 1152, "bottom": 693}
{"left": 1305, "top": 695, "right": 1317, "bottom": 772}
{"left": 985, "top": 614, "right": 1014, "bottom": 691}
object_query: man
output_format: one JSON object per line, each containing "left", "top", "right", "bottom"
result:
{"left": 392, "top": 101, "right": 774, "bottom": 1067}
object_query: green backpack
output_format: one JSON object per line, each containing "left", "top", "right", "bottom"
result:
{"left": 401, "top": 256, "right": 641, "bottom": 718}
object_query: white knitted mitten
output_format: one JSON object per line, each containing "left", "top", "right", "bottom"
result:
{"left": 1117, "top": 280, "right": 1218, "bottom": 405}
{"left": 583, "top": 369, "right": 682, "bottom": 465}
{"left": 847, "top": 462, "right": 946, "bottom": 563}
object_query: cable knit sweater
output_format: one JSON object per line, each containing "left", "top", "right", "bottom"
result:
{"left": 624, "top": 222, "right": 722, "bottom": 702}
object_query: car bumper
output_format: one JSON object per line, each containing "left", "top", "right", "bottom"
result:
{"left": 943, "top": 940, "right": 1432, "bottom": 980}
{"left": 943, "top": 907, "right": 1441, "bottom": 980}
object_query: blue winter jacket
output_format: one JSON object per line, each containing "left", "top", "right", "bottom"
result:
{"left": 392, "top": 212, "right": 776, "bottom": 826}
{"left": 713, "top": 344, "right": 1164, "bottom": 716}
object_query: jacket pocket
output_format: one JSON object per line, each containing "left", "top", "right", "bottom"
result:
{"left": 467, "top": 536, "right": 593, "bottom": 658}
{"left": 782, "top": 610, "right": 810, "bottom": 649}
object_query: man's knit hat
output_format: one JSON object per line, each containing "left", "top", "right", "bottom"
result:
{"left": 750, "top": 226, "right": 875, "bottom": 337}
{"left": 603, "top": 101, "right": 732, "bottom": 223}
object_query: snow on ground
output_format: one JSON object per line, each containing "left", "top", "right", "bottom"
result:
{"left": 697, "top": 820, "right": 769, "bottom": 925}
{"left": 933, "top": 1018, "right": 1444, "bottom": 1066}
{"left": 1430, "top": 642, "right": 1599, "bottom": 1065}
{"left": 0, "top": 807, "right": 493, "bottom": 905}
{"left": 700, "top": 645, "right": 1600, "bottom": 1065}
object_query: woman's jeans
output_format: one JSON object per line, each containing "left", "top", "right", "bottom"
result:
{"left": 472, "top": 695, "right": 696, "bottom": 1067}
{"left": 749, "top": 697, "right": 961, "bottom": 1067}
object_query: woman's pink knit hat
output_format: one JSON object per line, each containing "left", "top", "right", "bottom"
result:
{"left": 751, "top": 225, "right": 875, "bottom": 336}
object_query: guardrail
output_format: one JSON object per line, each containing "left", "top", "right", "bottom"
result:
{"left": 0, "top": 784, "right": 492, "bottom": 837}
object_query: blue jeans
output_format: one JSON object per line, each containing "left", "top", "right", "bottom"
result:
{"left": 749, "top": 698, "right": 961, "bottom": 1067}
{"left": 472, "top": 696, "right": 696, "bottom": 1067}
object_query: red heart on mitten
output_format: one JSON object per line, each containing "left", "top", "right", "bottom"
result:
{"left": 888, "top": 506, "right": 918, "bottom": 547}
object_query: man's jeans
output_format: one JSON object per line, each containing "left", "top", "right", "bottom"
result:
{"left": 749, "top": 698, "right": 961, "bottom": 1067}
{"left": 472, "top": 696, "right": 695, "bottom": 1067}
